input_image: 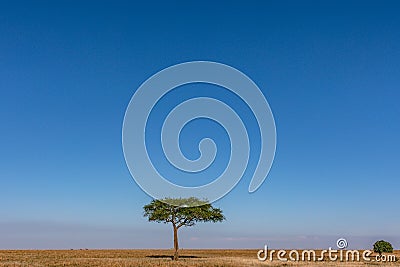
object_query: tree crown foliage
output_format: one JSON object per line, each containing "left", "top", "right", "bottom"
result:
{"left": 143, "top": 197, "right": 225, "bottom": 228}
{"left": 373, "top": 240, "right": 393, "bottom": 254}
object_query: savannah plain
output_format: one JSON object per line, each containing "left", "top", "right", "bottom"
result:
{"left": 0, "top": 249, "right": 398, "bottom": 267}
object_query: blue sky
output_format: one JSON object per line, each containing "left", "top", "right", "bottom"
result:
{"left": 0, "top": 1, "right": 399, "bottom": 249}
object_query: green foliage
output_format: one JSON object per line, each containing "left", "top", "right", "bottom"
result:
{"left": 373, "top": 240, "right": 393, "bottom": 254}
{"left": 143, "top": 197, "right": 225, "bottom": 228}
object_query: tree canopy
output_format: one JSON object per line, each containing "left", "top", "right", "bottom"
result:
{"left": 143, "top": 197, "right": 225, "bottom": 228}
{"left": 373, "top": 240, "right": 393, "bottom": 255}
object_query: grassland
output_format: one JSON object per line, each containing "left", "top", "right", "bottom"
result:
{"left": 0, "top": 249, "right": 398, "bottom": 267}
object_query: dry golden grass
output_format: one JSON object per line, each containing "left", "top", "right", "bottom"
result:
{"left": 0, "top": 249, "right": 398, "bottom": 267}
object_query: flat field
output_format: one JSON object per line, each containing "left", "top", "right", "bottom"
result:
{"left": 0, "top": 249, "right": 398, "bottom": 267}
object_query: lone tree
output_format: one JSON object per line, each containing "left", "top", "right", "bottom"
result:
{"left": 143, "top": 197, "right": 225, "bottom": 260}
{"left": 373, "top": 240, "right": 393, "bottom": 255}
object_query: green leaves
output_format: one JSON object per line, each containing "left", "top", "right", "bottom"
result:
{"left": 143, "top": 197, "right": 225, "bottom": 227}
{"left": 373, "top": 240, "right": 393, "bottom": 255}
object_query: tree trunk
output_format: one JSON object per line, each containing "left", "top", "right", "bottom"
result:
{"left": 173, "top": 224, "right": 179, "bottom": 260}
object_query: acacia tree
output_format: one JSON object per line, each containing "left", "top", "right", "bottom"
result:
{"left": 143, "top": 197, "right": 225, "bottom": 260}
{"left": 373, "top": 240, "right": 393, "bottom": 255}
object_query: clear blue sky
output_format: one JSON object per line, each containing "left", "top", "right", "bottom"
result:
{"left": 0, "top": 1, "right": 399, "bottom": 249}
